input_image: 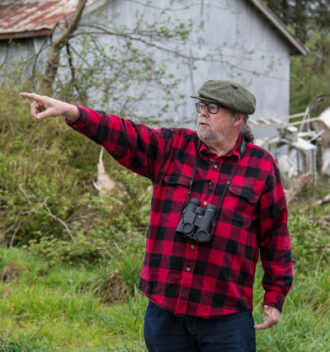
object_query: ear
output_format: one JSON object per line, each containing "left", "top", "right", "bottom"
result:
{"left": 232, "top": 113, "right": 243, "bottom": 126}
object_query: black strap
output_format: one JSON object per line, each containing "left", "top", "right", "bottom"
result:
{"left": 214, "top": 136, "right": 245, "bottom": 222}
{"left": 185, "top": 139, "right": 201, "bottom": 204}
{"left": 184, "top": 136, "right": 246, "bottom": 223}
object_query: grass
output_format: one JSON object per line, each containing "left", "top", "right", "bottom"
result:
{"left": 0, "top": 248, "right": 147, "bottom": 351}
{"left": 253, "top": 265, "right": 329, "bottom": 352}
{"left": 0, "top": 232, "right": 329, "bottom": 351}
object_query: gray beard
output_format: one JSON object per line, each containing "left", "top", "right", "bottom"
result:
{"left": 196, "top": 124, "right": 231, "bottom": 146}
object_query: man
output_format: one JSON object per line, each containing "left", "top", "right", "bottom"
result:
{"left": 21, "top": 80, "right": 293, "bottom": 352}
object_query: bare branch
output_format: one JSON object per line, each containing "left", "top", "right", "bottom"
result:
{"left": 315, "top": 193, "right": 330, "bottom": 206}
{"left": 42, "top": 0, "right": 89, "bottom": 94}
{"left": 75, "top": 24, "right": 284, "bottom": 80}
{"left": 28, "top": 323, "right": 46, "bottom": 342}
{"left": 66, "top": 40, "right": 93, "bottom": 69}
{"left": 286, "top": 172, "right": 312, "bottom": 204}
{"left": 9, "top": 219, "right": 22, "bottom": 247}
{"left": 19, "top": 183, "right": 33, "bottom": 206}
{"left": 43, "top": 202, "right": 74, "bottom": 240}
{"left": 31, "top": 25, "right": 58, "bottom": 78}
{"left": 124, "top": 0, "right": 199, "bottom": 11}
{"left": 17, "top": 185, "right": 74, "bottom": 240}
{"left": 65, "top": 42, "right": 86, "bottom": 101}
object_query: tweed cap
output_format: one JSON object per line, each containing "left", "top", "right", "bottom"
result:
{"left": 191, "top": 80, "right": 256, "bottom": 114}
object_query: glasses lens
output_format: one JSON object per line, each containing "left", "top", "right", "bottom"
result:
{"left": 208, "top": 103, "right": 219, "bottom": 114}
{"left": 196, "top": 102, "right": 204, "bottom": 112}
{"left": 196, "top": 102, "right": 220, "bottom": 114}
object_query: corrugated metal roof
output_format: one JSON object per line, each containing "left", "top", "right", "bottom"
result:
{"left": 0, "top": 0, "right": 96, "bottom": 40}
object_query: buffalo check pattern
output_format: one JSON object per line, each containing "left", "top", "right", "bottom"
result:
{"left": 67, "top": 107, "right": 293, "bottom": 318}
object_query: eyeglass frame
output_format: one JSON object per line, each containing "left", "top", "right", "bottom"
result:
{"left": 195, "top": 101, "right": 223, "bottom": 114}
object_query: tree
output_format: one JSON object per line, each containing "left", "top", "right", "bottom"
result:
{"left": 263, "top": 0, "right": 290, "bottom": 24}
{"left": 42, "top": 0, "right": 89, "bottom": 94}
{"left": 264, "top": 0, "right": 330, "bottom": 113}
{"left": 290, "top": 28, "right": 330, "bottom": 115}
{"left": 23, "top": 0, "right": 198, "bottom": 124}
{"left": 264, "top": 0, "right": 329, "bottom": 41}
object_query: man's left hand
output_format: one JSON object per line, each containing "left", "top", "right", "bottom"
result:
{"left": 254, "top": 305, "right": 281, "bottom": 330}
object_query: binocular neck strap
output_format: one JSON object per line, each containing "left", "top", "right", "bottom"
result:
{"left": 214, "top": 136, "right": 245, "bottom": 222}
{"left": 185, "top": 136, "right": 246, "bottom": 218}
{"left": 185, "top": 139, "right": 201, "bottom": 204}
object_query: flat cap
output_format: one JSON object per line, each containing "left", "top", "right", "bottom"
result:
{"left": 191, "top": 80, "right": 256, "bottom": 114}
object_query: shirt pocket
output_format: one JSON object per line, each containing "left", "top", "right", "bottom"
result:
{"left": 162, "top": 173, "right": 191, "bottom": 212}
{"left": 221, "top": 185, "right": 259, "bottom": 229}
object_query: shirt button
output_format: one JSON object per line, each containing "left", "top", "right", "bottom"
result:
{"left": 191, "top": 244, "right": 195, "bottom": 249}
{"left": 213, "top": 164, "right": 218, "bottom": 169}
{"left": 186, "top": 267, "right": 191, "bottom": 272}
{"left": 203, "top": 201, "right": 208, "bottom": 206}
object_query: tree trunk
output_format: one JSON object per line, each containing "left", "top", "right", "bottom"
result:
{"left": 294, "top": 0, "right": 307, "bottom": 42}
{"left": 281, "top": 0, "right": 289, "bottom": 24}
{"left": 41, "top": 0, "right": 88, "bottom": 95}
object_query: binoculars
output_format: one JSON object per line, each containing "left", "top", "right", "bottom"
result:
{"left": 176, "top": 198, "right": 217, "bottom": 243}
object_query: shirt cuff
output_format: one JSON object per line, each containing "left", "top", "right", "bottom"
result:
{"left": 263, "top": 291, "right": 285, "bottom": 312}
{"left": 65, "top": 105, "right": 85, "bottom": 126}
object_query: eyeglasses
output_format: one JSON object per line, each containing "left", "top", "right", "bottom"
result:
{"left": 196, "top": 102, "right": 222, "bottom": 114}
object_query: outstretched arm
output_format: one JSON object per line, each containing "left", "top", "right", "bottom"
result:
{"left": 20, "top": 92, "right": 79, "bottom": 122}
{"left": 21, "top": 92, "right": 173, "bottom": 180}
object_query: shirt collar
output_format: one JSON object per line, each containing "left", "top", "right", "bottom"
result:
{"left": 199, "top": 135, "right": 242, "bottom": 160}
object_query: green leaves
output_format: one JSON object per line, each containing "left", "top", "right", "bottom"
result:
{"left": 288, "top": 190, "right": 330, "bottom": 277}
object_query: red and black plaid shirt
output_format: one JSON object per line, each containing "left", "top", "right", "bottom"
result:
{"left": 67, "top": 107, "right": 293, "bottom": 318}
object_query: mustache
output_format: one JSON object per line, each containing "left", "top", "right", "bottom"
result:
{"left": 198, "top": 119, "right": 210, "bottom": 126}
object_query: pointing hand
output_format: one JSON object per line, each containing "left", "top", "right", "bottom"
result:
{"left": 20, "top": 92, "right": 79, "bottom": 121}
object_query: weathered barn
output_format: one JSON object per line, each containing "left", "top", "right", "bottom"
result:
{"left": 0, "top": 0, "right": 308, "bottom": 129}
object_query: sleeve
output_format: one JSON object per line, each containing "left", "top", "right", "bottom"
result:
{"left": 258, "top": 162, "right": 293, "bottom": 312}
{"left": 66, "top": 106, "right": 174, "bottom": 180}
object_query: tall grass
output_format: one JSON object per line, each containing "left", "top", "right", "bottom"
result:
{"left": 0, "top": 248, "right": 147, "bottom": 351}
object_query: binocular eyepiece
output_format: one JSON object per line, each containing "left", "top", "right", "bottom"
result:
{"left": 176, "top": 198, "right": 216, "bottom": 243}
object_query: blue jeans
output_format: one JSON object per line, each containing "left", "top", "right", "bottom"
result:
{"left": 144, "top": 301, "right": 256, "bottom": 352}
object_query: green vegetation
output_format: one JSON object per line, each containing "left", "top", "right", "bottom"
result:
{"left": 0, "top": 247, "right": 147, "bottom": 351}
{"left": 1, "top": 239, "right": 329, "bottom": 351}
{"left": 290, "top": 28, "right": 330, "bottom": 115}
{"left": 264, "top": 0, "right": 330, "bottom": 115}
{"left": 0, "top": 87, "right": 329, "bottom": 351}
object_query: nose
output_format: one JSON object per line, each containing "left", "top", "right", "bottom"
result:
{"left": 198, "top": 105, "right": 209, "bottom": 117}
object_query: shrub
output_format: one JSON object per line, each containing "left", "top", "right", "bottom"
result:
{"left": 0, "top": 86, "right": 151, "bottom": 260}
{"left": 288, "top": 187, "right": 330, "bottom": 277}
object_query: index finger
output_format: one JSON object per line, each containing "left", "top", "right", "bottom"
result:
{"left": 20, "top": 92, "right": 44, "bottom": 102}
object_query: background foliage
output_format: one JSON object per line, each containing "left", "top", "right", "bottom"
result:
{"left": 0, "top": 0, "right": 329, "bottom": 350}
{"left": 263, "top": 0, "right": 330, "bottom": 114}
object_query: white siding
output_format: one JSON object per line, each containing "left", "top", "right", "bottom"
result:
{"left": 77, "top": 0, "right": 292, "bottom": 129}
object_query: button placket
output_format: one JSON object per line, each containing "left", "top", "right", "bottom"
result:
{"left": 182, "top": 241, "right": 197, "bottom": 277}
